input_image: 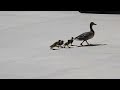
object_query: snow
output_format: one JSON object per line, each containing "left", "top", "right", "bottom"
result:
{"left": 0, "top": 11, "right": 120, "bottom": 79}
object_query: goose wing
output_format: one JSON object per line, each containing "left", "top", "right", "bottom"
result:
{"left": 75, "top": 32, "right": 92, "bottom": 40}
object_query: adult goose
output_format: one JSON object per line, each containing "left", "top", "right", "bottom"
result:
{"left": 75, "top": 22, "right": 97, "bottom": 46}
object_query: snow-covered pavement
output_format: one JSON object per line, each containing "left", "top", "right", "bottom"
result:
{"left": 0, "top": 11, "right": 120, "bottom": 79}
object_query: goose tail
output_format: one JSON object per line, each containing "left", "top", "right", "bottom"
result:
{"left": 74, "top": 37, "right": 78, "bottom": 40}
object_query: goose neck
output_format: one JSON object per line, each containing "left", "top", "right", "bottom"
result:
{"left": 90, "top": 24, "right": 94, "bottom": 32}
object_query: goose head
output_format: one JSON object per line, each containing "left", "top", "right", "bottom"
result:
{"left": 90, "top": 22, "right": 97, "bottom": 32}
{"left": 90, "top": 22, "right": 97, "bottom": 26}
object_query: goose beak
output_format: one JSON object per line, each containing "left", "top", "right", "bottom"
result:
{"left": 94, "top": 23, "right": 97, "bottom": 25}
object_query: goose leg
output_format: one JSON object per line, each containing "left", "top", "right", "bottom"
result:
{"left": 81, "top": 41, "right": 85, "bottom": 46}
{"left": 86, "top": 41, "right": 89, "bottom": 45}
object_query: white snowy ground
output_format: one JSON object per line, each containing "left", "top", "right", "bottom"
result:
{"left": 0, "top": 11, "right": 120, "bottom": 79}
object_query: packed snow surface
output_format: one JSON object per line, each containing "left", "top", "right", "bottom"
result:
{"left": 0, "top": 11, "right": 120, "bottom": 79}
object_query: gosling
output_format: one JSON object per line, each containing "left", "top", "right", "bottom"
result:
{"left": 50, "top": 40, "right": 61, "bottom": 49}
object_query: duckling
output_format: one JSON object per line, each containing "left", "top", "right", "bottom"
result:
{"left": 50, "top": 40, "right": 61, "bottom": 49}
{"left": 64, "top": 40, "right": 71, "bottom": 48}
{"left": 68, "top": 37, "right": 74, "bottom": 46}
{"left": 58, "top": 40, "right": 64, "bottom": 48}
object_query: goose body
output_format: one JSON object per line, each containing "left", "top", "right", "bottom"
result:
{"left": 75, "top": 22, "right": 97, "bottom": 46}
{"left": 75, "top": 31, "right": 95, "bottom": 41}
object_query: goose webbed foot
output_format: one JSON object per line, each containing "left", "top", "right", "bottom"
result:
{"left": 80, "top": 43, "right": 83, "bottom": 46}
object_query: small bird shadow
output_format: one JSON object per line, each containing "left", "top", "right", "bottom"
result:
{"left": 64, "top": 47, "right": 74, "bottom": 49}
{"left": 77, "top": 44, "right": 107, "bottom": 47}
{"left": 51, "top": 49, "right": 59, "bottom": 50}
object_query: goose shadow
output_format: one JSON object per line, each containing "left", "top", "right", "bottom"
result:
{"left": 77, "top": 44, "right": 107, "bottom": 47}
{"left": 50, "top": 44, "right": 107, "bottom": 50}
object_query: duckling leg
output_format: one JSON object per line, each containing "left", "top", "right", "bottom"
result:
{"left": 57, "top": 45, "right": 60, "bottom": 48}
{"left": 81, "top": 41, "right": 85, "bottom": 46}
{"left": 63, "top": 45, "right": 66, "bottom": 48}
{"left": 86, "top": 41, "right": 89, "bottom": 45}
{"left": 60, "top": 45, "right": 63, "bottom": 48}
{"left": 67, "top": 45, "right": 70, "bottom": 48}
{"left": 71, "top": 43, "right": 73, "bottom": 46}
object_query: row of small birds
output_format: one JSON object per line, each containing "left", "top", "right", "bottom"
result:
{"left": 50, "top": 22, "right": 97, "bottom": 50}
{"left": 50, "top": 37, "right": 74, "bottom": 49}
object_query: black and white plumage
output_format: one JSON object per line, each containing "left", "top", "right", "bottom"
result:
{"left": 75, "top": 22, "right": 97, "bottom": 46}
